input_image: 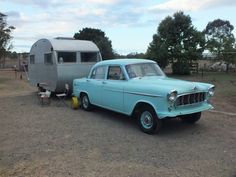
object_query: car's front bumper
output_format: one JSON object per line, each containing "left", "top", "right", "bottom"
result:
{"left": 157, "top": 102, "right": 213, "bottom": 119}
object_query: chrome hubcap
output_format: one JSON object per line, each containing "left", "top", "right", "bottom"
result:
{"left": 140, "top": 111, "right": 153, "bottom": 129}
{"left": 82, "top": 96, "right": 89, "bottom": 108}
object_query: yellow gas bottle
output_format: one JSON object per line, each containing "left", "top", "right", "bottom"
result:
{"left": 71, "top": 96, "right": 79, "bottom": 109}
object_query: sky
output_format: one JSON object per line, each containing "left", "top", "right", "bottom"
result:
{"left": 1, "top": 0, "right": 236, "bottom": 55}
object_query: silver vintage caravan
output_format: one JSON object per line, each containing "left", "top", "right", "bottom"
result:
{"left": 29, "top": 38, "right": 102, "bottom": 92}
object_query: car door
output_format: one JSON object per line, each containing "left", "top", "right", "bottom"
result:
{"left": 101, "top": 65, "right": 125, "bottom": 112}
{"left": 87, "top": 65, "right": 106, "bottom": 105}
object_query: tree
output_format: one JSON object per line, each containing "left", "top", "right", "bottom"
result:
{"left": 126, "top": 52, "right": 145, "bottom": 59}
{"left": 8, "top": 51, "right": 18, "bottom": 59}
{"left": 146, "top": 34, "right": 169, "bottom": 68}
{"left": 0, "top": 12, "right": 15, "bottom": 68}
{"left": 204, "top": 19, "right": 235, "bottom": 71}
{"left": 74, "top": 28, "right": 114, "bottom": 60}
{"left": 113, "top": 52, "right": 145, "bottom": 59}
{"left": 146, "top": 11, "right": 205, "bottom": 74}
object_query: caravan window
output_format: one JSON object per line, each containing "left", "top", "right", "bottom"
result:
{"left": 81, "top": 52, "right": 100, "bottom": 62}
{"left": 44, "top": 53, "right": 53, "bottom": 64}
{"left": 58, "top": 52, "right": 76, "bottom": 63}
{"left": 30, "top": 55, "right": 35, "bottom": 64}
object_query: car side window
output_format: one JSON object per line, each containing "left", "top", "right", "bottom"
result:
{"left": 107, "top": 66, "right": 125, "bottom": 80}
{"left": 90, "top": 66, "right": 106, "bottom": 79}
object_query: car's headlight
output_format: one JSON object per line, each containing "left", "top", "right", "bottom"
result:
{"left": 208, "top": 86, "right": 215, "bottom": 97}
{"left": 168, "top": 90, "right": 177, "bottom": 102}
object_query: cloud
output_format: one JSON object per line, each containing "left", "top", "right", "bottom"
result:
{"left": 2, "top": 0, "right": 159, "bottom": 52}
{"left": 5, "top": 0, "right": 152, "bottom": 31}
{"left": 2, "top": 0, "right": 120, "bottom": 8}
{"left": 69, "top": 0, "right": 118, "bottom": 5}
{"left": 1, "top": 0, "right": 69, "bottom": 8}
{"left": 149, "top": 0, "right": 210, "bottom": 12}
{"left": 149, "top": 0, "right": 236, "bottom": 13}
{"left": 4, "top": 11, "right": 21, "bottom": 17}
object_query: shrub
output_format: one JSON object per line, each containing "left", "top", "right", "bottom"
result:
{"left": 172, "top": 62, "right": 191, "bottom": 75}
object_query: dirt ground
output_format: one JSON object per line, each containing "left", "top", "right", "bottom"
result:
{"left": 0, "top": 70, "right": 236, "bottom": 177}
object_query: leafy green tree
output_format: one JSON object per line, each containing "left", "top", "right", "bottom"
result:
{"left": 74, "top": 28, "right": 114, "bottom": 60}
{"left": 147, "top": 11, "right": 205, "bottom": 74}
{"left": 146, "top": 34, "right": 169, "bottom": 68}
{"left": 0, "top": 12, "right": 15, "bottom": 68}
{"left": 126, "top": 52, "right": 145, "bottom": 59}
{"left": 204, "top": 19, "right": 235, "bottom": 71}
{"left": 10, "top": 51, "right": 18, "bottom": 59}
{"left": 6, "top": 51, "right": 18, "bottom": 59}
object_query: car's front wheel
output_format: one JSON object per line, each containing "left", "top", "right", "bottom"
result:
{"left": 81, "top": 93, "right": 92, "bottom": 111}
{"left": 180, "top": 112, "right": 201, "bottom": 123}
{"left": 138, "top": 106, "right": 162, "bottom": 134}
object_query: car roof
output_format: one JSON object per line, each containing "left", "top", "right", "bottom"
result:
{"left": 94, "top": 58, "right": 156, "bottom": 67}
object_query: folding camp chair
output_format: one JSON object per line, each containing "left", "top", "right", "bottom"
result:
{"left": 38, "top": 90, "right": 51, "bottom": 105}
{"left": 56, "top": 84, "right": 69, "bottom": 106}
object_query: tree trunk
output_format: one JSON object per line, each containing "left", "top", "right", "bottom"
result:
{"left": 226, "top": 62, "right": 229, "bottom": 73}
{"left": 0, "top": 57, "right": 2, "bottom": 68}
{"left": 3, "top": 55, "right": 6, "bottom": 68}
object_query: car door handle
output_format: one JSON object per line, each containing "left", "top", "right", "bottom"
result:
{"left": 86, "top": 79, "right": 91, "bottom": 82}
{"left": 102, "top": 81, "right": 107, "bottom": 84}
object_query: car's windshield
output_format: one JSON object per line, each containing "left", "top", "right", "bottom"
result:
{"left": 125, "top": 63, "right": 165, "bottom": 79}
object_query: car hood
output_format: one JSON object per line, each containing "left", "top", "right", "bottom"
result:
{"left": 128, "top": 76, "right": 211, "bottom": 95}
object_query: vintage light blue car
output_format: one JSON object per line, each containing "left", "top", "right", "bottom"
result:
{"left": 72, "top": 59, "right": 215, "bottom": 134}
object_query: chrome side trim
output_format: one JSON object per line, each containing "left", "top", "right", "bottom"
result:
{"left": 124, "top": 91, "right": 163, "bottom": 98}
{"left": 103, "top": 88, "right": 123, "bottom": 92}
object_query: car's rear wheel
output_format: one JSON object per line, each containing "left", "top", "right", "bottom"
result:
{"left": 81, "top": 93, "right": 92, "bottom": 111}
{"left": 138, "top": 106, "right": 162, "bottom": 134}
{"left": 180, "top": 112, "right": 201, "bottom": 123}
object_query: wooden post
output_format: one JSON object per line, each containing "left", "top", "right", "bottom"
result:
{"left": 14, "top": 65, "right": 17, "bottom": 79}
{"left": 18, "top": 54, "right": 21, "bottom": 72}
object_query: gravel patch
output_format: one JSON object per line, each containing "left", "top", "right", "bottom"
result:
{"left": 0, "top": 92, "right": 235, "bottom": 177}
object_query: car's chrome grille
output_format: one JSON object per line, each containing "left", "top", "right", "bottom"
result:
{"left": 175, "top": 92, "right": 206, "bottom": 106}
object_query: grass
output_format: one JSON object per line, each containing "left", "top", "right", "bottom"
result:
{"left": 0, "top": 77, "right": 10, "bottom": 84}
{"left": 0, "top": 70, "right": 35, "bottom": 95}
